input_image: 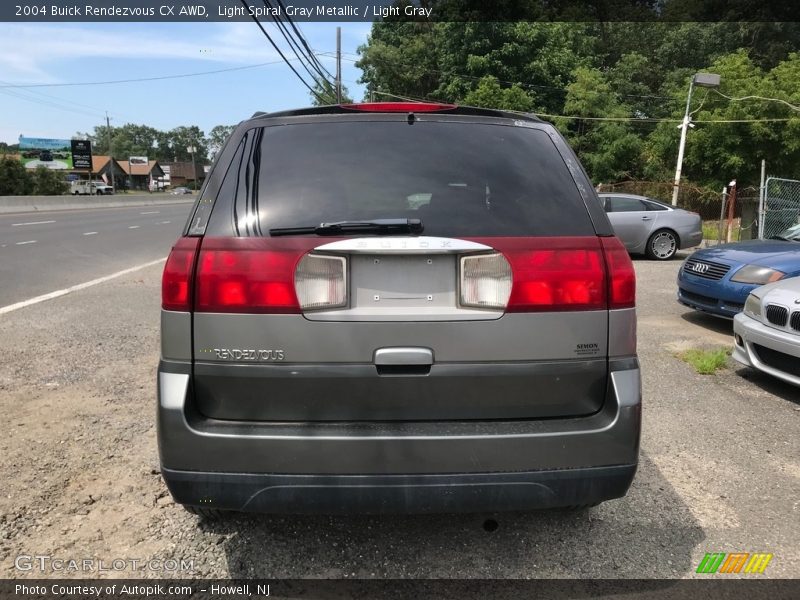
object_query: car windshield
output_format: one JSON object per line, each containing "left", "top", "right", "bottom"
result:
{"left": 773, "top": 223, "right": 800, "bottom": 241}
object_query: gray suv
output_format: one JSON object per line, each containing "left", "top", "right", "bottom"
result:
{"left": 158, "top": 103, "right": 641, "bottom": 516}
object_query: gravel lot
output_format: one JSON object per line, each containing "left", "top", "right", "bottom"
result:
{"left": 1, "top": 251, "right": 797, "bottom": 580}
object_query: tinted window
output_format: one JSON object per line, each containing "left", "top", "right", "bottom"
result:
{"left": 206, "top": 121, "right": 595, "bottom": 237}
{"left": 643, "top": 199, "right": 669, "bottom": 211}
{"left": 607, "top": 197, "right": 647, "bottom": 212}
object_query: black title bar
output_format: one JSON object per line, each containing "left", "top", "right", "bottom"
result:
{"left": 3, "top": 0, "right": 800, "bottom": 22}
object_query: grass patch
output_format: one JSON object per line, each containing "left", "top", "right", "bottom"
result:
{"left": 677, "top": 348, "right": 731, "bottom": 375}
{"left": 702, "top": 222, "right": 720, "bottom": 240}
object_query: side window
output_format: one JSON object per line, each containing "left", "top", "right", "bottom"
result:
{"left": 204, "top": 130, "right": 254, "bottom": 236}
{"left": 608, "top": 197, "right": 647, "bottom": 212}
{"left": 643, "top": 200, "right": 669, "bottom": 211}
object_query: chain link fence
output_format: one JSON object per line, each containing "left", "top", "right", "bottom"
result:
{"left": 761, "top": 177, "right": 800, "bottom": 239}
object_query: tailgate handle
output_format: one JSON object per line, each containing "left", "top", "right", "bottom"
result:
{"left": 374, "top": 347, "right": 433, "bottom": 376}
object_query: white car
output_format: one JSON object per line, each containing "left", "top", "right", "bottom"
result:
{"left": 733, "top": 276, "right": 800, "bottom": 387}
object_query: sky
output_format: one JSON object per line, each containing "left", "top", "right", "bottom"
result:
{"left": 0, "top": 21, "right": 372, "bottom": 145}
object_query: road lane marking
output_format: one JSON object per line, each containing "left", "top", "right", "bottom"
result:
{"left": 83, "top": 232, "right": 98, "bottom": 236}
{"left": 0, "top": 258, "right": 167, "bottom": 316}
{"left": 11, "top": 220, "right": 56, "bottom": 226}
{"left": 16, "top": 240, "right": 37, "bottom": 245}
{"left": 157, "top": 221, "right": 171, "bottom": 224}
{"left": 140, "top": 211, "right": 160, "bottom": 214}
{"left": 128, "top": 225, "right": 140, "bottom": 229}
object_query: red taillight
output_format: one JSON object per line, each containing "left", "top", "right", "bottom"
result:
{"left": 465, "top": 236, "right": 636, "bottom": 312}
{"left": 493, "top": 238, "right": 606, "bottom": 312}
{"left": 194, "top": 238, "right": 320, "bottom": 313}
{"left": 162, "top": 237, "right": 200, "bottom": 311}
{"left": 601, "top": 236, "right": 636, "bottom": 309}
{"left": 340, "top": 102, "right": 457, "bottom": 112}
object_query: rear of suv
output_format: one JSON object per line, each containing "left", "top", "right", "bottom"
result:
{"left": 158, "top": 103, "right": 641, "bottom": 515}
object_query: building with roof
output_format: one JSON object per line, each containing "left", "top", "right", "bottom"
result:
{"left": 119, "top": 159, "right": 166, "bottom": 191}
{"left": 88, "top": 156, "right": 124, "bottom": 186}
{"left": 163, "top": 161, "right": 205, "bottom": 190}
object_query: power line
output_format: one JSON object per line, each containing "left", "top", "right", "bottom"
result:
{"left": 0, "top": 79, "right": 106, "bottom": 114}
{"left": 349, "top": 83, "right": 796, "bottom": 124}
{"left": 0, "top": 58, "right": 301, "bottom": 89}
{"left": 274, "top": 0, "right": 335, "bottom": 81}
{"left": 0, "top": 88, "right": 103, "bottom": 119}
{"left": 711, "top": 88, "right": 800, "bottom": 113}
{"left": 261, "top": 0, "right": 332, "bottom": 93}
{"left": 330, "top": 54, "right": 675, "bottom": 102}
{"left": 535, "top": 112, "right": 794, "bottom": 123}
{"left": 239, "top": 0, "right": 325, "bottom": 103}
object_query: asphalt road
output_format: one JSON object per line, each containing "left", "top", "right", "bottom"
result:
{"left": 0, "top": 228, "right": 797, "bottom": 582}
{"left": 0, "top": 202, "right": 191, "bottom": 307}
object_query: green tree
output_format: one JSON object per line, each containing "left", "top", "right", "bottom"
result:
{"left": 0, "top": 157, "right": 33, "bottom": 195}
{"left": 462, "top": 76, "right": 534, "bottom": 112}
{"left": 79, "top": 123, "right": 209, "bottom": 162}
{"left": 559, "top": 67, "right": 644, "bottom": 182}
{"left": 30, "top": 166, "right": 68, "bottom": 195}
{"left": 644, "top": 50, "right": 800, "bottom": 190}
{"left": 356, "top": 20, "right": 441, "bottom": 101}
{"left": 207, "top": 125, "right": 236, "bottom": 160}
{"left": 433, "top": 22, "right": 595, "bottom": 112}
{"left": 166, "top": 126, "right": 207, "bottom": 163}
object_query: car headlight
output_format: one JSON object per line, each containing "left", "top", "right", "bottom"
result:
{"left": 743, "top": 293, "right": 762, "bottom": 318}
{"left": 729, "top": 265, "right": 785, "bottom": 284}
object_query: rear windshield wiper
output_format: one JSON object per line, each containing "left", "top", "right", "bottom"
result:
{"left": 270, "top": 218, "right": 424, "bottom": 237}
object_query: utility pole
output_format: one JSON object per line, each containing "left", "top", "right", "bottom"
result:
{"left": 671, "top": 79, "right": 694, "bottom": 207}
{"left": 188, "top": 144, "right": 197, "bottom": 192}
{"left": 105, "top": 111, "right": 114, "bottom": 191}
{"left": 671, "top": 73, "right": 721, "bottom": 206}
{"left": 335, "top": 26, "right": 342, "bottom": 103}
{"left": 758, "top": 159, "right": 766, "bottom": 240}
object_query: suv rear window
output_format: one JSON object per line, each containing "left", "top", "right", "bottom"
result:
{"left": 205, "top": 120, "right": 595, "bottom": 237}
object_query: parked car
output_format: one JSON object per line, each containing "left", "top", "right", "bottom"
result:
{"left": 733, "top": 276, "right": 800, "bottom": 387}
{"left": 170, "top": 187, "right": 191, "bottom": 195}
{"left": 70, "top": 180, "right": 113, "bottom": 195}
{"left": 598, "top": 193, "right": 703, "bottom": 260}
{"left": 677, "top": 223, "right": 800, "bottom": 318}
{"left": 158, "top": 103, "right": 640, "bottom": 517}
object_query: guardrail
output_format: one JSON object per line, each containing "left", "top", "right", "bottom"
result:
{"left": 0, "top": 194, "right": 196, "bottom": 214}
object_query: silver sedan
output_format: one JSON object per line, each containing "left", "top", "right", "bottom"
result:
{"left": 599, "top": 193, "right": 703, "bottom": 260}
{"left": 733, "top": 276, "right": 800, "bottom": 387}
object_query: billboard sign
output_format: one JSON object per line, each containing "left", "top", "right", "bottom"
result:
{"left": 19, "top": 136, "right": 73, "bottom": 170}
{"left": 71, "top": 140, "right": 93, "bottom": 170}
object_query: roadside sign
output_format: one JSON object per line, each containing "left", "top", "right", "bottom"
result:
{"left": 71, "top": 139, "right": 92, "bottom": 170}
{"left": 19, "top": 136, "right": 73, "bottom": 170}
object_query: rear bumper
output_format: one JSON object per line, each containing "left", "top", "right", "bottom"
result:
{"left": 162, "top": 464, "right": 637, "bottom": 514}
{"left": 679, "top": 228, "right": 703, "bottom": 249}
{"left": 157, "top": 359, "right": 641, "bottom": 513}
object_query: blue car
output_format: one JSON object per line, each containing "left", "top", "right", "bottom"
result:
{"left": 677, "top": 224, "right": 800, "bottom": 318}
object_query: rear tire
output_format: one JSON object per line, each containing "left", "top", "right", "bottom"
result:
{"left": 645, "top": 229, "right": 678, "bottom": 260}
{"left": 183, "top": 505, "right": 227, "bottom": 521}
